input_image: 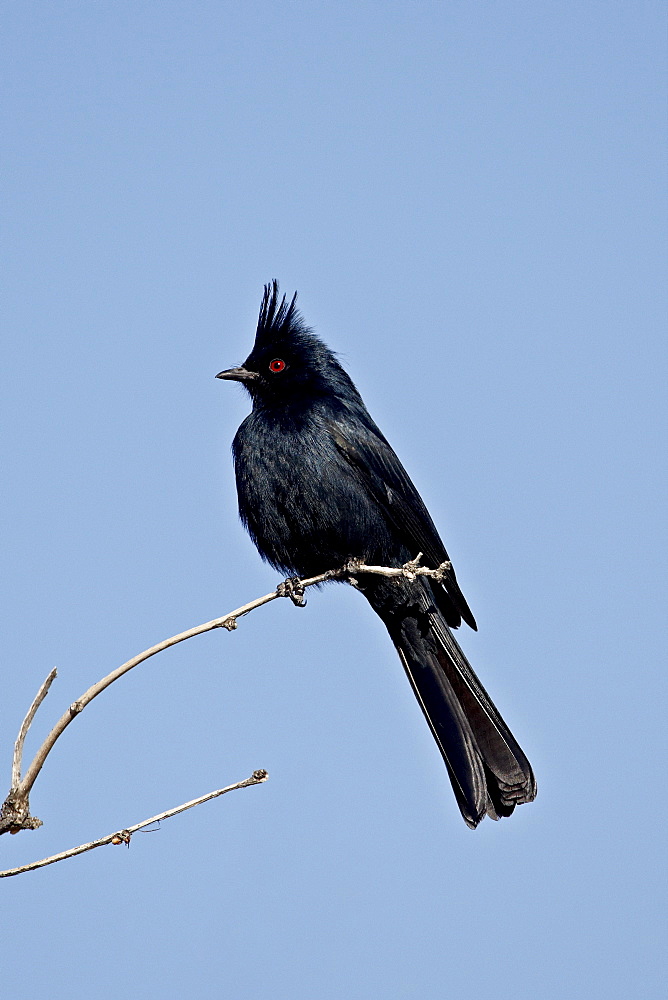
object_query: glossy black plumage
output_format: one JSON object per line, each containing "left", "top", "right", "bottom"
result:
{"left": 217, "top": 282, "right": 536, "bottom": 827}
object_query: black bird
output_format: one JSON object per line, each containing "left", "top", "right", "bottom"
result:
{"left": 217, "top": 282, "right": 536, "bottom": 828}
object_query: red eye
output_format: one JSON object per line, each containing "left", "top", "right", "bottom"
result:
{"left": 268, "top": 358, "right": 286, "bottom": 373}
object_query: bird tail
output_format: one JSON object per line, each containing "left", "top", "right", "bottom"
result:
{"left": 362, "top": 579, "right": 536, "bottom": 828}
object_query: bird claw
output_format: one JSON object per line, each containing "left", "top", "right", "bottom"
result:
{"left": 403, "top": 553, "right": 424, "bottom": 574}
{"left": 277, "top": 576, "right": 307, "bottom": 607}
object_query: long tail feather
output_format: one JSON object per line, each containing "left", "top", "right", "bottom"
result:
{"left": 361, "top": 578, "right": 536, "bottom": 828}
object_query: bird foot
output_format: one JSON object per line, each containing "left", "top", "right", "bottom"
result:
{"left": 277, "top": 576, "right": 307, "bottom": 607}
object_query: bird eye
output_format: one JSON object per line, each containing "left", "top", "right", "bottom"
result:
{"left": 268, "top": 358, "right": 286, "bottom": 373}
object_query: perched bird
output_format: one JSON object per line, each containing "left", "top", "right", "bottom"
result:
{"left": 217, "top": 281, "right": 536, "bottom": 828}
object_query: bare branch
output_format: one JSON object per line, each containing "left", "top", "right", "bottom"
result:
{"left": 1, "top": 556, "right": 445, "bottom": 838}
{"left": 11, "top": 667, "right": 57, "bottom": 789}
{"left": 0, "top": 770, "right": 268, "bottom": 878}
{"left": 344, "top": 556, "right": 452, "bottom": 582}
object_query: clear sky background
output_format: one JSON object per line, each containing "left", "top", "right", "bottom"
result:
{"left": 1, "top": 3, "right": 665, "bottom": 997}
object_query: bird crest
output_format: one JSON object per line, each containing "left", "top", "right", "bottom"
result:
{"left": 254, "top": 280, "right": 307, "bottom": 348}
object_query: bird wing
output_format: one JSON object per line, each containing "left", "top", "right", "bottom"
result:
{"left": 328, "top": 408, "right": 477, "bottom": 630}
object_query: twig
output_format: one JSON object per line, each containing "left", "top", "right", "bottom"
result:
{"left": 1, "top": 556, "right": 448, "bottom": 837}
{"left": 0, "top": 770, "right": 268, "bottom": 878}
{"left": 11, "top": 667, "right": 57, "bottom": 789}
{"left": 345, "top": 555, "right": 451, "bottom": 582}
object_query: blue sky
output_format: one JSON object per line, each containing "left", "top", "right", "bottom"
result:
{"left": 1, "top": 3, "right": 665, "bottom": 997}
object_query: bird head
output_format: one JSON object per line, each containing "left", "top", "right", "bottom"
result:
{"left": 216, "top": 281, "right": 359, "bottom": 407}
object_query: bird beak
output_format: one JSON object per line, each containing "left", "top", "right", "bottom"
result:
{"left": 215, "top": 366, "right": 259, "bottom": 383}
